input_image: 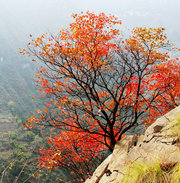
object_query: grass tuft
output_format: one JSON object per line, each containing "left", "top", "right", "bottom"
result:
{"left": 170, "top": 114, "right": 180, "bottom": 140}
{"left": 121, "top": 161, "right": 180, "bottom": 183}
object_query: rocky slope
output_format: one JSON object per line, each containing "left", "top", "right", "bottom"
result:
{"left": 85, "top": 105, "right": 180, "bottom": 183}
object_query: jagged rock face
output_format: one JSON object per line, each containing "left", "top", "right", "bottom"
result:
{"left": 85, "top": 106, "right": 180, "bottom": 183}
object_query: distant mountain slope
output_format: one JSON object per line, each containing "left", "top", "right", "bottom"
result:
{"left": 0, "top": 54, "right": 38, "bottom": 119}
{"left": 0, "top": 24, "right": 41, "bottom": 123}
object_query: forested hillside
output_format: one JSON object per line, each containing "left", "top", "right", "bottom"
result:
{"left": 0, "top": 30, "right": 38, "bottom": 146}
{"left": 0, "top": 21, "right": 40, "bottom": 181}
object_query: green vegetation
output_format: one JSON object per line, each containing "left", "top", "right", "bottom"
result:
{"left": 122, "top": 161, "right": 180, "bottom": 183}
{"left": 0, "top": 120, "right": 69, "bottom": 183}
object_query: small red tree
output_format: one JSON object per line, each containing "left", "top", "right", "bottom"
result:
{"left": 23, "top": 12, "right": 180, "bottom": 180}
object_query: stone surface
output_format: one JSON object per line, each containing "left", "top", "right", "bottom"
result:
{"left": 85, "top": 105, "right": 180, "bottom": 183}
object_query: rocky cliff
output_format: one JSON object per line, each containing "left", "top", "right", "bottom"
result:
{"left": 85, "top": 105, "right": 180, "bottom": 183}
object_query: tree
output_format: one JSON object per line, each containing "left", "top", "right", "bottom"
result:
{"left": 23, "top": 11, "right": 180, "bottom": 179}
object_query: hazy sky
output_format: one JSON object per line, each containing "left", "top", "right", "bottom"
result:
{"left": 0, "top": 0, "right": 180, "bottom": 46}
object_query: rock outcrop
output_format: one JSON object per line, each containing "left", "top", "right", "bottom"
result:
{"left": 85, "top": 105, "right": 180, "bottom": 183}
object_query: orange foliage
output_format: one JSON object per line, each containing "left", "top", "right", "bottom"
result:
{"left": 23, "top": 12, "right": 180, "bottom": 180}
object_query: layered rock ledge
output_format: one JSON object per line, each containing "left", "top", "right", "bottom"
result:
{"left": 85, "top": 105, "right": 180, "bottom": 183}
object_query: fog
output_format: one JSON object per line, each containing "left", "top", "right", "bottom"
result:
{"left": 0, "top": 0, "right": 180, "bottom": 49}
